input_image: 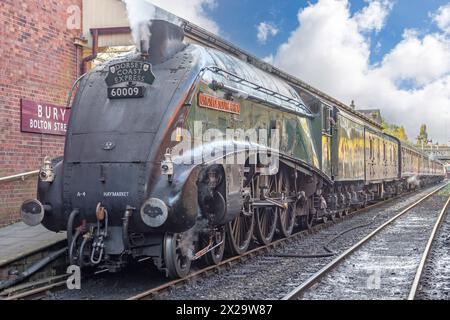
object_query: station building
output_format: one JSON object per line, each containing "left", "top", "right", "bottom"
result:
{"left": 0, "top": 0, "right": 137, "bottom": 225}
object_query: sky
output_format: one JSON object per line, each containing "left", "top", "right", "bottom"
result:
{"left": 143, "top": 0, "right": 450, "bottom": 144}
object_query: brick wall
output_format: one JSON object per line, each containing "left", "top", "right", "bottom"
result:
{"left": 0, "top": 0, "right": 82, "bottom": 226}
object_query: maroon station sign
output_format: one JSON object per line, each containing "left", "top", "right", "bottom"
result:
{"left": 21, "top": 99, "right": 71, "bottom": 136}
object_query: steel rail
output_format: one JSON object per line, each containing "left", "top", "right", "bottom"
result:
{"left": 0, "top": 274, "right": 68, "bottom": 297}
{"left": 3, "top": 206, "right": 357, "bottom": 301}
{"left": 5, "top": 184, "right": 442, "bottom": 300}
{"left": 407, "top": 194, "right": 450, "bottom": 300}
{"left": 282, "top": 182, "right": 449, "bottom": 300}
{"left": 126, "top": 186, "right": 438, "bottom": 300}
{"left": 3, "top": 280, "right": 68, "bottom": 300}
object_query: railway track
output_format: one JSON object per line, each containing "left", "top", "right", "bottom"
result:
{"left": 409, "top": 191, "right": 450, "bottom": 300}
{"left": 127, "top": 183, "right": 447, "bottom": 301}
{"left": 2, "top": 183, "right": 445, "bottom": 300}
{"left": 283, "top": 182, "right": 450, "bottom": 300}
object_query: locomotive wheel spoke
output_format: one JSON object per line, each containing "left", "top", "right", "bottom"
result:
{"left": 277, "top": 169, "right": 296, "bottom": 238}
{"left": 163, "top": 232, "right": 192, "bottom": 279}
{"left": 226, "top": 172, "right": 256, "bottom": 255}
{"left": 226, "top": 212, "right": 254, "bottom": 255}
{"left": 254, "top": 175, "right": 278, "bottom": 245}
{"left": 203, "top": 228, "right": 226, "bottom": 266}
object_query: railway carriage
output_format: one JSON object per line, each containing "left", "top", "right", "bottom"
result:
{"left": 20, "top": 19, "right": 445, "bottom": 278}
{"left": 400, "top": 143, "right": 442, "bottom": 187}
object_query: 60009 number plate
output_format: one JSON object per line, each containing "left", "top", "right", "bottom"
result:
{"left": 108, "top": 86, "right": 144, "bottom": 99}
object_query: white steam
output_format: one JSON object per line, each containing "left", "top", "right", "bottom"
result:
{"left": 407, "top": 175, "right": 420, "bottom": 187}
{"left": 122, "top": 0, "right": 183, "bottom": 51}
{"left": 179, "top": 218, "right": 209, "bottom": 260}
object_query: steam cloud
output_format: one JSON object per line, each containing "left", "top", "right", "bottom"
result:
{"left": 122, "top": 0, "right": 183, "bottom": 52}
{"left": 179, "top": 218, "right": 210, "bottom": 260}
{"left": 407, "top": 175, "right": 420, "bottom": 187}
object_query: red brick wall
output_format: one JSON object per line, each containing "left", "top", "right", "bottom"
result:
{"left": 0, "top": 0, "right": 82, "bottom": 226}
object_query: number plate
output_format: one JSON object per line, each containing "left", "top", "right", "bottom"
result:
{"left": 108, "top": 86, "right": 144, "bottom": 99}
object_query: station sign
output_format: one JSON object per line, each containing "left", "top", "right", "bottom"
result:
{"left": 21, "top": 99, "right": 71, "bottom": 136}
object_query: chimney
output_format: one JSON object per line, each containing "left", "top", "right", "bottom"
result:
{"left": 140, "top": 19, "right": 186, "bottom": 64}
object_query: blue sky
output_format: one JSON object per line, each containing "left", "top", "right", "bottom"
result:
{"left": 147, "top": 0, "right": 450, "bottom": 142}
{"left": 206, "top": 0, "right": 448, "bottom": 64}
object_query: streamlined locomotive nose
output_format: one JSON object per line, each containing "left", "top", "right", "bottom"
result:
{"left": 20, "top": 199, "right": 45, "bottom": 226}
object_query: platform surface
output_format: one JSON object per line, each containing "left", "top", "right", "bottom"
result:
{"left": 0, "top": 222, "right": 66, "bottom": 267}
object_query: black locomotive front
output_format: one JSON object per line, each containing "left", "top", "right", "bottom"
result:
{"left": 21, "top": 20, "right": 223, "bottom": 276}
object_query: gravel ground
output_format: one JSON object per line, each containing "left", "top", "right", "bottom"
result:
{"left": 157, "top": 184, "right": 445, "bottom": 300}
{"left": 46, "top": 262, "right": 168, "bottom": 300}
{"left": 415, "top": 188, "right": 450, "bottom": 300}
{"left": 44, "top": 183, "right": 446, "bottom": 300}
{"left": 301, "top": 185, "right": 450, "bottom": 300}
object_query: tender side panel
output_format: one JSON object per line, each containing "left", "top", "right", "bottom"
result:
{"left": 364, "top": 129, "right": 398, "bottom": 182}
{"left": 401, "top": 144, "right": 424, "bottom": 177}
{"left": 334, "top": 113, "right": 365, "bottom": 181}
{"left": 383, "top": 137, "right": 399, "bottom": 179}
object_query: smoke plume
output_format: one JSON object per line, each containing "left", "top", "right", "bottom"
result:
{"left": 179, "top": 218, "right": 209, "bottom": 260}
{"left": 122, "top": 0, "right": 182, "bottom": 52}
{"left": 407, "top": 175, "right": 420, "bottom": 187}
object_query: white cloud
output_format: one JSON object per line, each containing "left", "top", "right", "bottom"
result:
{"left": 270, "top": 0, "right": 450, "bottom": 143}
{"left": 263, "top": 54, "right": 274, "bottom": 64}
{"left": 256, "top": 22, "right": 279, "bottom": 44}
{"left": 378, "top": 30, "right": 450, "bottom": 87}
{"left": 432, "top": 3, "right": 450, "bottom": 34}
{"left": 354, "top": 0, "right": 393, "bottom": 32}
{"left": 147, "top": 0, "right": 219, "bottom": 34}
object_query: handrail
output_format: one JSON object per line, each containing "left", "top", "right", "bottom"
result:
{"left": 0, "top": 170, "right": 39, "bottom": 183}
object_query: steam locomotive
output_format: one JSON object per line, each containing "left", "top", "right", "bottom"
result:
{"left": 21, "top": 20, "right": 445, "bottom": 278}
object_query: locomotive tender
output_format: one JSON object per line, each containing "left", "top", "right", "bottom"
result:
{"left": 20, "top": 20, "right": 445, "bottom": 278}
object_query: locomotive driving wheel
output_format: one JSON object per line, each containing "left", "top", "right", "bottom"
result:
{"left": 163, "top": 232, "right": 192, "bottom": 278}
{"left": 226, "top": 173, "right": 256, "bottom": 255}
{"left": 203, "top": 228, "right": 226, "bottom": 266}
{"left": 254, "top": 174, "right": 278, "bottom": 245}
{"left": 277, "top": 169, "right": 296, "bottom": 238}
{"left": 298, "top": 196, "right": 314, "bottom": 230}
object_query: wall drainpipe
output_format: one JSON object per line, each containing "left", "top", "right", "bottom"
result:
{"left": 80, "top": 27, "right": 132, "bottom": 74}
{"left": 81, "top": 28, "right": 98, "bottom": 74}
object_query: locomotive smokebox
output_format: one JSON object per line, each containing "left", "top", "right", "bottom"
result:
{"left": 140, "top": 19, "right": 186, "bottom": 64}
